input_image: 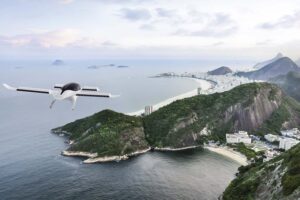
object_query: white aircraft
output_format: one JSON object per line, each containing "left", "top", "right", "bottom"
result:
{"left": 3, "top": 82, "right": 117, "bottom": 110}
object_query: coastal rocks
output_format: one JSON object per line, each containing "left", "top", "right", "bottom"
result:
{"left": 62, "top": 150, "right": 98, "bottom": 158}
{"left": 154, "top": 145, "right": 199, "bottom": 151}
{"left": 66, "top": 148, "right": 151, "bottom": 164}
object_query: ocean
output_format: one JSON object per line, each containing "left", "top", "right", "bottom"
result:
{"left": 0, "top": 59, "right": 250, "bottom": 200}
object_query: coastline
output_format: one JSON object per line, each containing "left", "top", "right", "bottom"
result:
{"left": 154, "top": 145, "right": 200, "bottom": 151}
{"left": 62, "top": 148, "right": 152, "bottom": 164}
{"left": 62, "top": 145, "right": 248, "bottom": 166}
{"left": 204, "top": 145, "right": 248, "bottom": 166}
{"left": 127, "top": 77, "right": 212, "bottom": 116}
{"left": 62, "top": 146, "right": 200, "bottom": 164}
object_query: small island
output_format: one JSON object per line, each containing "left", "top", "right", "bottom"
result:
{"left": 117, "top": 65, "right": 129, "bottom": 68}
{"left": 52, "top": 59, "right": 65, "bottom": 66}
{"left": 87, "top": 64, "right": 115, "bottom": 69}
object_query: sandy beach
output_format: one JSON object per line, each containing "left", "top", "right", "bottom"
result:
{"left": 127, "top": 78, "right": 212, "bottom": 116}
{"left": 204, "top": 145, "right": 248, "bottom": 166}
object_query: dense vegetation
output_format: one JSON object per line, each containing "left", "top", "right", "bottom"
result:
{"left": 53, "top": 110, "right": 149, "bottom": 156}
{"left": 143, "top": 83, "right": 282, "bottom": 147}
{"left": 227, "top": 143, "right": 258, "bottom": 160}
{"left": 53, "top": 82, "right": 300, "bottom": 158}
{"left": 223, "top": 143, "right": 300, "bottom": 200}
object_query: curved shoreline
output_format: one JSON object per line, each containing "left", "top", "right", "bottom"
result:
{"left": 204, "top": 145, "right": 248, "bottom": 166}
{"left": 62, "top": 146, "right": 200, "bottom": 163}
{"left": 127, "top": 77, "right": 212, "bottom": 116}
{"left": 62, "top": 148, "right": 152, "bottom": 164}
{"left": 62, "top": 145, "right": 247, "bottom": 166}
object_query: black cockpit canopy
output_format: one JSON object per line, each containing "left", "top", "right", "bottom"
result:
{"left": 61, "top": 82, "right": 81, "bottom": 94}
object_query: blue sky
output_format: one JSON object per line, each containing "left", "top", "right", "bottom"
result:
{"left": 1, "top": 0, "right": 300, "bottom": 60}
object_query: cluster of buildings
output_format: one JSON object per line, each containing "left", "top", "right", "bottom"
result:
{"left": 226, "top": 131, "right": 252, "bottom": 144}
{"left": 192, "top": 73, "right": 256, "bottom": 95}
{"left": 155, "top": 71, "right": 255, "bottom": 96}
{"left": 264, "top": 129, "right": 300, "bottom": 151}
{"left": 226, "top": 129, "right": 300, "bottom": 162}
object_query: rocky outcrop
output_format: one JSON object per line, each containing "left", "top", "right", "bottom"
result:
{"left": 224, "top": 87, "right": 282, "bottom": 131}
{"left": 208, "top": 66, "right": 232, "bottom": 75}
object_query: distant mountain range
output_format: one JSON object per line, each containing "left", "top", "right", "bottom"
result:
{"left": 270, "top": 71, "right": 300, "bottom": 102}
{"left": 208, "top": 66, "right": 232, "bottom": 75}
{"left": 253, "top": 53, "right": 283, "bottom": 70}
{"left": 296, "top": 58, "right": 300, "bottom": 66}
{"left": 236, "top": 57, "right": 300, "bottom": 80}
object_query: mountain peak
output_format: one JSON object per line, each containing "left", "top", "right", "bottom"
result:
{"left": 237, "top": 56, "right": 299, "bottom": 80}
{"left": 276, "top": 52, "right": 284, "bottom": 58}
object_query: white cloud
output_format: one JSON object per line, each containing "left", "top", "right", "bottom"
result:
{"left": 60, "top": 0, "right": 74, "bottom": 4}
{"left": 259, "top": 11, "right": 300, "bottom": 29}
{"left": 172, "top": 12, "right": 238, "bottom": 37}
{"left": 0, "top": 29, "right": 80, "bottom": 48}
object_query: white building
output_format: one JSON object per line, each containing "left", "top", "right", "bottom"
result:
{"left": 281, "top": 128, "right": 300, "bottom": 137}
{"left": 281, "top": 128, "right": 300, "bottom": 140}
{"left": 144, "top": 106, "right": 153, "bottom": 116}
{"left": 197, "top": 87, "right": 202, "bottom": 95}
{"left": 279, "top": 137, "right": 299, "bottom": 150}
{"left": 226, "top": 131, "right": 252, "bottom": 144}
{"left": 264, "top": 134, "right": 279, "bottom": 143}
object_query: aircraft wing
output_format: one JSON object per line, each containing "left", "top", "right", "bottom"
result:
{"left": 3, "top": 83, "right": 50, "bottom": 94}
{"left": 76, "top": 90, "right": 114, "bottom": 98}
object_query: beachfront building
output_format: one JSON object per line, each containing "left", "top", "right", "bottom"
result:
{"left": 264, "top": 134, "right": 279, "bottom": 143}
{"left": 226, "top": 131, "right": 252, "bottom": 144}
{"left": 279, "top": 137, "right": 300, "bottom": 150}
{"left": 144, "top": 106, "right": 153, "bottom": 116}
{"left": 197, "top": 87, "right": 202, "bottom": 95}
